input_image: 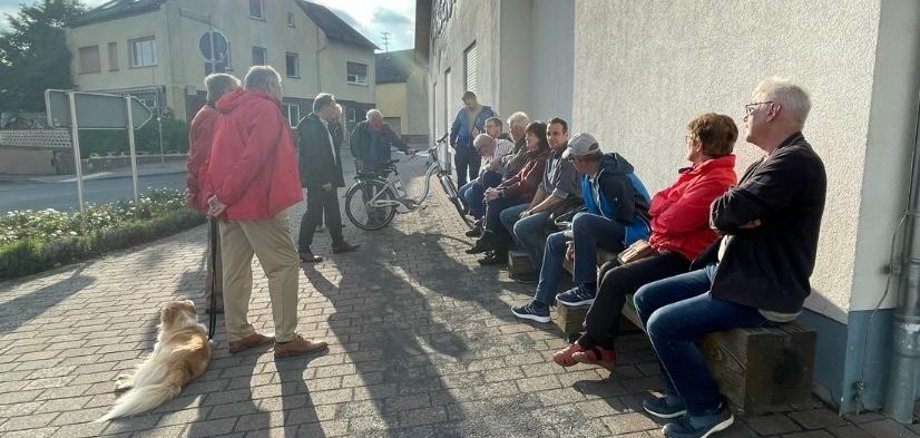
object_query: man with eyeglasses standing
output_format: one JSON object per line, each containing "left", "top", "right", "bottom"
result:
{"left": 632, "top": 77, "right": 827, "bottom": 438}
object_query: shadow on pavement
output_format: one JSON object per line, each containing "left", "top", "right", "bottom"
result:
{"left": 0, "top": 265, "right": 95, "bottom": 334}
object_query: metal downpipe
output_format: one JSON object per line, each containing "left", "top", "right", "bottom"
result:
{"left": 884, "top": 92, "right": 920, "bottom": 424}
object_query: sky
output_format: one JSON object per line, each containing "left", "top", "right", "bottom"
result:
{"left": 0, "top": 0, "right": 416, "bottom": 52}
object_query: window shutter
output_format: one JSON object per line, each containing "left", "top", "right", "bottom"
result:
{"left": 464, "top": 43, "right": 478, "bottom": 95}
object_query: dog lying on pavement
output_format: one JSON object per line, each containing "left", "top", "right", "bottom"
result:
{"left": 97, "top": 299, "right": 211, "bottom": 422}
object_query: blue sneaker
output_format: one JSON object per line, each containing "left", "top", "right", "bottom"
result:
{"left": 643, "top": 394, "right": 687, "bottom": 419}
{"left": 511, "top": 301, "right": 551, "bottom": 323}
{"left": 555, "top": 284, "right": 597, "bottom": 307}
{"left": 662, "top": 402, "right": 734, "bottom": 438}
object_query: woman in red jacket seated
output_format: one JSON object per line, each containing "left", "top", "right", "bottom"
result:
{"left": 553, "top": 113, "right": 739, "bottom": 369}
{"left": 470, "top": 121, "right": 552, "bottom": 265}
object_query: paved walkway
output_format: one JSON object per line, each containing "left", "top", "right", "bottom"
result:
{"left": 1, "top": 157, "right": 918, "bottom": 437}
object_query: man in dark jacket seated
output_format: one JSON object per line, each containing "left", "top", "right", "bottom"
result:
{"left": 632, "top": 78, "right": 827, "bottom": 438}
{"left": 511, "top": 133, "right": 651, "bottom": 323}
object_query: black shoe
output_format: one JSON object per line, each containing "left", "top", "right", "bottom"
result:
{"left": 661, "top": 401, "right": 733, "bottom": 438}
{"left": 332, "top": 242, "right": 360, "bottom": 254}
{"left": 465, "top": 238, "right": 494, "bottom": 255}
{"left": 512, "top": 271, "right": 539, "bottom": 284}
{"left": 465, "top": 224, "right": 483, "bottom": 238}
{"left": 477, "top": 251, "right": 507, "bottom": 266}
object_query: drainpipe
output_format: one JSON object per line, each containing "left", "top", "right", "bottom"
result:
{"left": 885, "top": 91, "right": 920, "bottom": 424}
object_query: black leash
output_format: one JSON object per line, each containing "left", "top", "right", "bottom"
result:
{"left": 207, "top": 218, "right": 218, "bottom": 340}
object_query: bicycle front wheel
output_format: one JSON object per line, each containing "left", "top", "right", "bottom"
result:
{"left": 438, "top": 174, "right": 475, "bottom": 230}
{"left": 345, "top": 180, "right": 398, "bottom": 231}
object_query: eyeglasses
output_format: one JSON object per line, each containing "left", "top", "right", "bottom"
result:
{"left": 744, "top": 101, "right": 773, "bottom": 116}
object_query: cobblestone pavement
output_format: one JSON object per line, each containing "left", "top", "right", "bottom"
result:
{"left": 1, "top": 156, "right": 918, "bottom": 437}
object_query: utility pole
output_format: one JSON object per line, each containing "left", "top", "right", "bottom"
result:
{"left": 381, "top": 32, "right": 391, "bottom": 52}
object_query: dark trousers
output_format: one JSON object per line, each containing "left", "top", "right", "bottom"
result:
{"left": 299, "top": 186, "right": 344, "bottom": 252}
{"left": 633, "top": 264, "right": 774, "bottom": 415}
{"left": 454, "top": 146, "right": 481, "bottom": 187}
{"left": 205, "top": 218, "right": 224, "bottom": 311}
{"left": 580, "top": 251, "right": 690, "bottom": 350}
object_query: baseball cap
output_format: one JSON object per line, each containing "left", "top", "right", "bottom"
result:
{"left": 562, "top": 133, "right": 601, "bottom": 159}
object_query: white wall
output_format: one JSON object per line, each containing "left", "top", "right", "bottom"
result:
{"left": 572, "top": 0, "right": 898, "bottom": 323}
{"left": 529, "top": 0, "right": 573, "bottom": 123}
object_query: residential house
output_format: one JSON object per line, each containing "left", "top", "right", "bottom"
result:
{"left": 66, "top": 0, "right": 378, "bottom": 132}
{"left": 375, "top": 49, "right": 430, "bottom": 146}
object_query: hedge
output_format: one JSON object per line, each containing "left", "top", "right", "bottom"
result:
{"left": 0, "top": 188, "right": 205, "bottom": 279}
{"left": 79, "top": 118, "right": 189, "bottom": 157}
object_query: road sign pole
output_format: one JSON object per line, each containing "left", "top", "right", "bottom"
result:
{"left": 125, "top": 96, "right": 140, "bottom": 203}
{"left": 68, "top": 92, "right": 85, "bottom": 211}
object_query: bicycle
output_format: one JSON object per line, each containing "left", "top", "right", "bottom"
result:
{"left": 343, "top": 136, "right": 475, "bottom": 231}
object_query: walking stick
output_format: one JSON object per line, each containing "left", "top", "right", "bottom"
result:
{"left": 207, "top": 217, "right": 218, "bottom": 340}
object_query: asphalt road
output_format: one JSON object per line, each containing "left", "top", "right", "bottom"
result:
{"left": 0, "top": 173, "right": 187, "bottom": 213}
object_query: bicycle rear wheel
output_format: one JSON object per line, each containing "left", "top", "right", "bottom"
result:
{"left": 438, "top": 174, "right": 476, "bottom": 230}
{"left": 345, "top": 180, "right": 397, "bottom": 231}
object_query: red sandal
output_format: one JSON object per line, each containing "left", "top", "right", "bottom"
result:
{"left": 552, "top": 342, "right": 584, "bottom": 367}
{"left": 572, "top": 345, "right": 616, "bottom": 371}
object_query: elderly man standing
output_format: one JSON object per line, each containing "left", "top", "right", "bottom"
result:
{"left": 186, "top": 73, "right": 240, "bottom": 314}
{"left": 633, "top": 78, "right": 826, "bottom": 438}
{"left": 297, "top": 93, "right": 360, "bottom": 263}
{"left": 205, "top": 66, "right": 328, "bottom": 358}
{"left": 350, "top": 109, "right": 415, "bottom": 172}
{"left": 449, "top": 91, "right": 495, "bottom": 187}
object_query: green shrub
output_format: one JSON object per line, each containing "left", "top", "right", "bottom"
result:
{"left": 0, "top": 188, "right": 205, "bottom": 279}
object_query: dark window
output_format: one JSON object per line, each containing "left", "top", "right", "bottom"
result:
{"left": 249, "top": 0, "right": 263, "bottom": 19}
{"left": 285, "top": 52, "right": 299, "bottom": 77}
{"left": 346, "top": 62, "right": 368, "bottom": 85}
{"left": 107, "top": 42, "right": 118, "bottom": 71}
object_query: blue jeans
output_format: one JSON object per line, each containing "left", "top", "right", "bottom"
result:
{"left": 454, "top": 146, "right": 480, "bottom": 187}
{"left": 533, "top": 213, "right": 625, "bottom": 304}
{"left": 502, "top": 206, "right": 551, "bottom": 271}
{"left": 633, "top": 264, "right": 774, "bottom": 416}
{"left": 499, "top": 203, "right": 529, "bottom": 245}
{"left": 460, "top": 171, "right": 502, "bottom": 219}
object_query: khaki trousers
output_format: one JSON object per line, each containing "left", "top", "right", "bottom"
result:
{"left": 219, "top": 211, "right": 300, "bottom": 343}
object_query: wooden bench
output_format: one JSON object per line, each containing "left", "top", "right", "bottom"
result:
{"left": 555, "top": 249, "right": 817, "bottom": 414}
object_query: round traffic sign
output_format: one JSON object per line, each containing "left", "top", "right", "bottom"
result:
{"left": 199, "top": 31, "right": 228, "bottom": 61}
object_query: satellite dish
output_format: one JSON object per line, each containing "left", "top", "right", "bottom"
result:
{"left": 199, "top": 31, "right": 228, "bottom": 61}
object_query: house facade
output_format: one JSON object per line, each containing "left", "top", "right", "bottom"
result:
{"left": 66, "top": 0, "right": 378, "bottom": 131}
{"left": 375, "top": 49, "right": 430, "bottom": 146}
{"left": 418, "top": 0, "right": 920, "bottom": 419}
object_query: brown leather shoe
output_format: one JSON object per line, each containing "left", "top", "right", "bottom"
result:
{"left": 274, "top": 334, "right": 329, "bottom": 359}
{"left": 228, "top": 333, "right": 273, "bottom": 353}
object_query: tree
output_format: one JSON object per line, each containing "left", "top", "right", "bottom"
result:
{"left": 0, "top": 0, "right": 86, "bottom": 115}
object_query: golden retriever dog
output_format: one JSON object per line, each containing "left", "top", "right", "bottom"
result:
{"left": 97, "top": 299, "right": 211, "bottom": 421}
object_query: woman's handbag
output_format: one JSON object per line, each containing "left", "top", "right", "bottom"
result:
{"left": 617, "top": 239, "right": 657, "bottom": 264}
{"left": 545, "top": 197, "right": 585, "bottom": 228}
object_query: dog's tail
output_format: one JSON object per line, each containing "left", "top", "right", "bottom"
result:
{"left": 96, "top": 371, "right": 183, "bottom": 422}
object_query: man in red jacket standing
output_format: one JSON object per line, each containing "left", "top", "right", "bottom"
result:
{"left": 205, "top": 66, "right": 328, "bottom": 359}
{"left": 186, "top": 73, "right": 240, "bottom": 314}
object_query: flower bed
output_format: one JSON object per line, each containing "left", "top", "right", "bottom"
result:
{"left": 1, "top": 188, "right": 205, "bottom": 279}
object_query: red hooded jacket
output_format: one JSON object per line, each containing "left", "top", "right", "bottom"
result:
{"left": 186, "top": 105, "right": 219, "bottom": 213}
{"left": 648, "top": 154, "right": 736, "bottom": 260}
{"left": 204, "top": 88, "right": 302, "bottom": 220}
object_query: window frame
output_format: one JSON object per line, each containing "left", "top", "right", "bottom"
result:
{"left": 287, "top": 12, "right": 295, "bottom": 27}
{"left": 249, "top": 0, "right": 264, "bottom": 19}
{"left": 107, "top": 42, "right": 118, "bottom": 71}
{"left": 346, "top": 62, "right": 368, "bottom": 86}
{"left": 285, "top": 103, "right": 301, "bottom": 127}
{"left": 128, "top": 36, "right": 157, "bottom": 68}
{"left": 78, "top": 45, "right": 101, "bottom": 74}
{"left": 285, "top": 52, "right": 300, "bottom": 78}
{"left": 252, "top": 46, "right": 267, "bottom": 66}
